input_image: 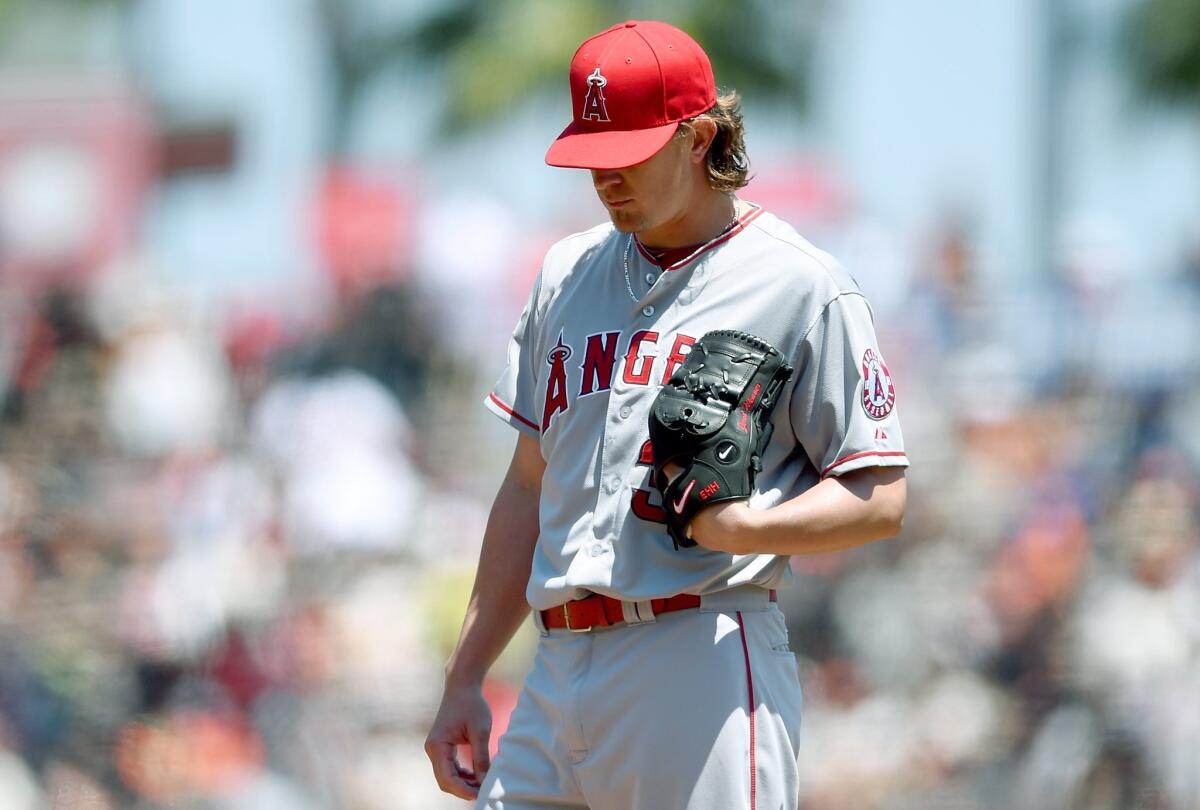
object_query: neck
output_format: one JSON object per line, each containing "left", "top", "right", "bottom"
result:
{"left": 637, "top": 190, "right": 738, "bottom": 250}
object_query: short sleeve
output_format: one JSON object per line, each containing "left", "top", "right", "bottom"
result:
{"left": 484, "top": 274, "right": 543, "bottom": 436}
{"left": 788, "top": 292, "right": 909, "bottom": 478}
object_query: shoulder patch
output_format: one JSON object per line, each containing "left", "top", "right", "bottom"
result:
{"left": 861, "top": 348, "right": 895, "bottom": 420}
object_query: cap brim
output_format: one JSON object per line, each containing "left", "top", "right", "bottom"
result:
{"left": 545, "top": 120, "right": 679, "bottom": 170}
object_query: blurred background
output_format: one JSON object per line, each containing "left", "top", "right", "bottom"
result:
{"left": 0, "top": 0, "right": 1198, "bottom": 807}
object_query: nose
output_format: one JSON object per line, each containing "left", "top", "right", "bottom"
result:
{"left": 592, "top": 169, "right": 622, "bottom": 192}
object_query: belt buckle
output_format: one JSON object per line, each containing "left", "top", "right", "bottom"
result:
{"left": 562, "top": 603, "right": 589, "bottom": 633}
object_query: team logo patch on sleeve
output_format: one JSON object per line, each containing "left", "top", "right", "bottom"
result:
{"left": 860, "top": 348, "right": 895, "bottom": 420}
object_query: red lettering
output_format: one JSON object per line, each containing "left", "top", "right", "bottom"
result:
{"left": 631, "top": 439, "right": 666, "bottom": 524}
{"left": 742, "top": 383, "right": 762, "bottom": 411}
{"left": 580, "top": 331, "right": 620, "bottom": 396}
{"left": 660, "top": 333, "right": 696, "bottom": 384}
{"left": 631, "top": 489, "right": 667, "bottom": 522}
{"left": 622, "top": 330, "right": 659, "bottom": 386}
{"left": 698, "top": 481, "right": 720, "bottom": 501}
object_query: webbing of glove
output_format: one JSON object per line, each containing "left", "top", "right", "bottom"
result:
{"left": 648, "top": 330, "right": 794, "bottom": 549}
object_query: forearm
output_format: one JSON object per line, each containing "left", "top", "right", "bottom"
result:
{"left": 692, "top": 466, "right": 907, "bottom": 556}
{"left": 444, "top": 476, "right": 540, "bottom": 688}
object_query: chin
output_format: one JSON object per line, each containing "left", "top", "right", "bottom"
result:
{"left": 607, "top": 211, "right": 645, "bottom": 234}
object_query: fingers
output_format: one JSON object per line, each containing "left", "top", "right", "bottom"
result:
{"left": 467, "top": 721, "right": 493, "bottom": 780}
{"left": 425, "top": 739, "right": 481, "bottom": 801}
{"left": 426, "top": 685, "right": 494, "bottom": 800}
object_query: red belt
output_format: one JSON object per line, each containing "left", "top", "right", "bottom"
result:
{"left": 540, "top": 589, "right": 776, "bottom": 632}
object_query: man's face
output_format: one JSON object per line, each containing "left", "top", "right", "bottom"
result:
{"left": 590, "top": 130, "right": 696, "bottom": 236}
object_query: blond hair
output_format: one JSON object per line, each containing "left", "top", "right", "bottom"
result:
{"left": 678, "top": 90, "right": 750, "bottom": 192}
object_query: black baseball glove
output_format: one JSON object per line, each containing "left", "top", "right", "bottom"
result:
{"left": 648, "top": 330, "right": 794, "bottom": 549}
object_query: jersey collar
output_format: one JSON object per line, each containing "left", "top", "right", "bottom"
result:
{"left": 633, "top": 201, "right": 763, "bottom": 272}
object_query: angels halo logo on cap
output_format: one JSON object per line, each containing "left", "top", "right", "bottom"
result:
{"left": 581, "top": 67, "right": 611, "bottom": 122}
{"left": 545, "top": 20, "right": 717, "bottom": 170}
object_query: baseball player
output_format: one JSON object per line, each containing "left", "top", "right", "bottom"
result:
{"left": 426, "top": 20, "right": 908, "bottom": 810}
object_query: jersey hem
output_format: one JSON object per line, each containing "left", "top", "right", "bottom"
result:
{"left": 485, "top": 391, "right": 540, "bottom": 436}
{"left": 820, "top": 450, "right": 909, "bottom": 479}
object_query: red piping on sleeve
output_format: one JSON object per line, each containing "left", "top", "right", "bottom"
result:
{"left": 820, "top": 450, "right": 908, "bottom": 479}
{"left": 488, "top": 392, "right": 539, "bottom": 432}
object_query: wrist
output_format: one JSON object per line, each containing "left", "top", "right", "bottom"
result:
{"left": 444, "top": 661, "right": 487, "bottom": 692}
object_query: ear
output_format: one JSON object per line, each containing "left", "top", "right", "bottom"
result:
{"left": 686, "top": 118, "right": 718, "bottom": 164}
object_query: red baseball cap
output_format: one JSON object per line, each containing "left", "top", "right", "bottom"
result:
{"left": 545, "top": 20, "right": 717, "bottom": 170}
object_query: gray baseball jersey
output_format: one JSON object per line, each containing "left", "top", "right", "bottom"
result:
{"left": 485, "top": 201, "right": 908, "bottom": 611}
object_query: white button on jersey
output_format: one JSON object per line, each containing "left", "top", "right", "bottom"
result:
{"left": 618, "top": 405, "right": 632, "bottom": 419}
{"left": 642, "top": 305, "right": 655, "bottom": 316}
{"left": 590, "top": 544, "right": 605, "bottom": 557}
{"left": 645, "top": 273, "right": 655, "bottom": 283}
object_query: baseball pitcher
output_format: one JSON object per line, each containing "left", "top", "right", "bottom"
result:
{"left": 426, "top": 19, "right": 908, "bottom": 810}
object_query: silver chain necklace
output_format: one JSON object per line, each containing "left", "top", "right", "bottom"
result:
{"left": 621, "top": 203, "right": 740, "bottom": 303}
{"left": 621, "top": 235, "right": 640, "bottom": 302}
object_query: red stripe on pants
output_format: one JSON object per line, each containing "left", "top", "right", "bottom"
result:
{"left": 736, "top": 611, "right": 756, "bottom": 810}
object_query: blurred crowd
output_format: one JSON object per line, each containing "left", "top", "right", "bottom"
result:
{"left": 0, "top": 168, "right": 1197, "bottom": 810}
{"left": 0, "top": 254, "right": 505, "bottom": 807}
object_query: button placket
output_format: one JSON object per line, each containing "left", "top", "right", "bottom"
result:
{"left": 603, "top": 403, "right": 628, "bottom": 495}
{"left": 598, "top": 394, "right": 631, "bottom": 513}
{"left": 628, "top": 241, "right": 664, "bottom": 312}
